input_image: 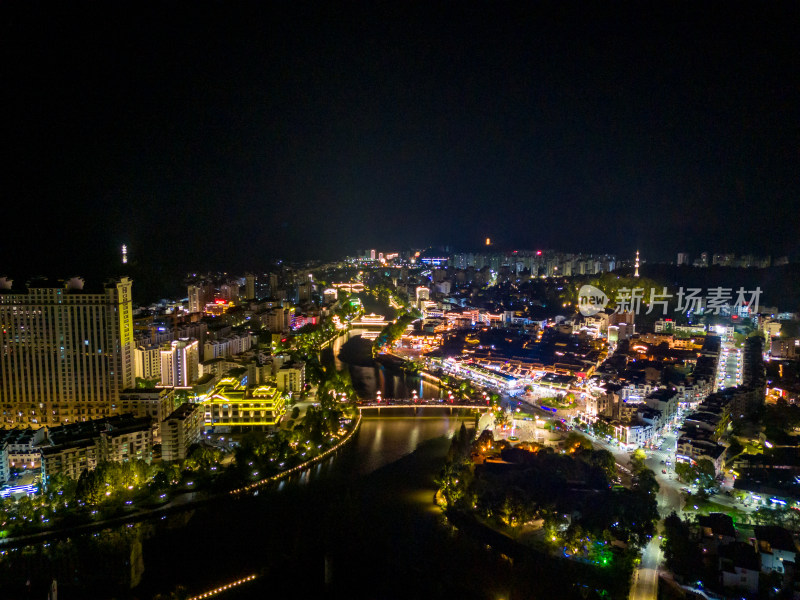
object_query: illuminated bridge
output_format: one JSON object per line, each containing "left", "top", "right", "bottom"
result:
{"left": 350, "top": 313, "right": 392, "bottom": 340}
{"left": 358, "top": 399, "right": 493, "bottom": 411}
{"left": 350, "top": 313, "right": 390, "bottom": 327}
{"left": 332, "top": 282, "right": 365, "bottom": 292}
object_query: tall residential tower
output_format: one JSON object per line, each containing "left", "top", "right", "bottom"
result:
{"left": 0, "top": 276, "right": 135, "bottom": 427}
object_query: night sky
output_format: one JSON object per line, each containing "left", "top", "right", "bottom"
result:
{"left": 4, "top": 4, "right": 800, "bottom": 276}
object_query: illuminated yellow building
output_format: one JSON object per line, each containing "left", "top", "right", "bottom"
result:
{"left": 204, "top": 300, "right": 232, "bottom": 316}
{"left": 0, "top": 276, "right": 134, "bottom": 427}
{"left": 203, "top": 377, "right": 286, "bottom": 428}
{"left": 396, "top": 332, "right": 442, "bottom": 353}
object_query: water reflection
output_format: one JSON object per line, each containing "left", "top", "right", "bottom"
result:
{"left": 349, "top": 363, "right": 442, "bottom": 400}
{"left": 1, "top": 411, "right": 471, "bottom": 599}
{"left": 4, "top": 329, "right": 472, "bottom": 598}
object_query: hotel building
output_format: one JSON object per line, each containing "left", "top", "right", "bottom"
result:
{"left": 0, "top": 277, "right": 134, "bottom": 427}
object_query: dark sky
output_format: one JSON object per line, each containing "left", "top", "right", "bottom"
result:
{"left": 3, "top": 4, "right": 800, "bottom": 276}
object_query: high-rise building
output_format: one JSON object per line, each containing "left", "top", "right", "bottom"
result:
{"left": 677, "top": 252, "right": 690, "bottom": 266}
{"left": 0, "top": 276, "right": 134, "bottom": 427}
{"left": 297, "top": 281, "right": 312, "bottom": 303}
{"left": 161, "top": 403, "right": 204, "bottom": 461}
{"left": 118, "top": 387, "right": 177, "bottom": 441}
{"left": 244, "top": 273, "right": 256, "bottom": 300}
{"left": 219, "top": 282, "right": 239, "bottom": 303}
{"left": 276, "top": 363, "right": 305, "bottom": 393}
{"left": 188, "top": 281, "right": 214, "bottom": 313}
{"left": 268, "top": 273, "right": 279, "bottom": 296}
{"left": 134, "top": 344, "right": 161, "bottom": 381}
{"left": 159, "top": 338, "right": 199, "bottom": 388}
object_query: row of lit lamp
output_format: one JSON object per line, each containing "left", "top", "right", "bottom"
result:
{"left": 229, "top": 413, "right": 362, "bottom": 496}
{"left": 188, "top": 574, "right": 257, "bottom": 600}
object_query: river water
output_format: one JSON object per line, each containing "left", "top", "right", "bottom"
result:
{"left": 329, "top": 328, "right": 442, "bottom": 401}
{"left": 138, "top": 413, "right": 490, "bottom": 599}
{"left": 2, "top": 331, "right": 514, "bottom": 599}
{"left": 2, "top": 329, "right": 613, "bottom": 599}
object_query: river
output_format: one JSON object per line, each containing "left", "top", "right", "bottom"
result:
{"left": 4, "top": 322, "right": 593, "bottom": 599}
{"left": 2, "top": 411, "right": 492, "bottom": 599}
{"left": 327, "top": 328, "right": 442, "bottom": 401}
{"left": 137, "top": 413, "right": 492, "bottom": 599}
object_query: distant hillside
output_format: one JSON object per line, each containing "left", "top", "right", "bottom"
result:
{"left": 641, "top": 263, "right": 800, "bottom": 312}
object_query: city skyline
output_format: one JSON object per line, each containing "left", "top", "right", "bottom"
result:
{"left": 1, "top": 231, "right": 800, "bottom": 596}
{"left": 3, "top": 5, "right": 800, "bottom": 596}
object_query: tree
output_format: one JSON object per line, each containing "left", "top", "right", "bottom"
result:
{"left": 662, "top": 512, "right": 702, "bottom": 580}
{"left": 502, "top": 486, "right": 534, "bottom": 529}
{"left": 592, "top": 419, "right": 615, "bottom": 438}
{"left": 588, "top": 449, "right": 617, "bottom": 480}
{"left": 76, "top": 468, "right": 103, "bottom": 505}
{"left": 45, "top": 472, "right": 76, "bottom": 498}
{"left": 630, "top": 448, "right": 647, "bottom": 474}
{"left": 697, "top": 458, "right": 719, "bottom": 491}
{"left": 564, "top": 431, "right": 592, "bottom": 453}
{"left": 152, "top": 586, "right": 190, "bottom": 600}
{"left": 135, "top": 377, "right": 158, "bottom": 389}
{"left": 675, "top": 461, "right": 696, "bottom": 483}
{"left": 494, "top": 409, "right": 510, "bottom": 430}
{"left": 726, "top": 438, "right": 744, "bottom": 464}
{"left": 696, "top": 458, "right": 716, "bottom": 479}
{"left": 634, "top": 468, "right": 660, "bottom": 497}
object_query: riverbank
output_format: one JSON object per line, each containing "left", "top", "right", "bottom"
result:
{"left": 319, "top": 430, "right": 631, "bottom": 599}
{"left": 229, "top": 412, "right": 361, "bottom": 495}
{"left": 0, "top": 414, "right": 362, "bottom": 549}
{"left": 137, "top": 415, "right": 476, "bottom": 599}
{"left": 441, "top": 507, "right": 635, "bottom": 599}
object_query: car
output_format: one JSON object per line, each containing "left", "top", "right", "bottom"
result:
{"left": 660, "top": 460, "right": 665, "bottom": 464}
{"left": 662, "top": 469, "right": 667, "bottom": 474}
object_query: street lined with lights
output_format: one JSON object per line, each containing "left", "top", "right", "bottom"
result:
{"left": 188, "top": 574, "right": 257, "bottom": 600}
{"left": 229, "top": 413, "right": 362, "bottom": 496}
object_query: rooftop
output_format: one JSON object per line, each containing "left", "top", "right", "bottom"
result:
{"left": 166, "top": 402, "right": 202, "bottom": 421}
{"left": 719, "top": 541, "right": 760, "bottom": 572}
{"left": 47, "top": 413, "right": 152, "bottom": 447}
{"left": 697, "top": 512, "right": 736, "bottom": 539}
{"left": 753, "top": 525, "right": 798, "bottom": 554}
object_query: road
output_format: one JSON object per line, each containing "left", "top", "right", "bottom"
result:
{"left": 573, "top": 426, "right": 688, "bottom": 600}
{"left": 631, "top": 532, "right": 663, "bottom": 600}
{"left": 508, "top": 338, "right": 747, "bottom": 598}
{"left": 507, "top": 396, "right": 718, "bottom": 599}
{"left": 716, "top": 343, "right": 743, "bottom": 390}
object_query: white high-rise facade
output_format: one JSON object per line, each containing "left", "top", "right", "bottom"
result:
{"left": 160, "top": 339, "right": 199, "bottom": 388}
{"left": 134, "top": 344, "right": 162, "bottom": 381}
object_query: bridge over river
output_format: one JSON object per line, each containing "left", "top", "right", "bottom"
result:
{"left": 357, "top": 398, "right": 494, "bottom": 414}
